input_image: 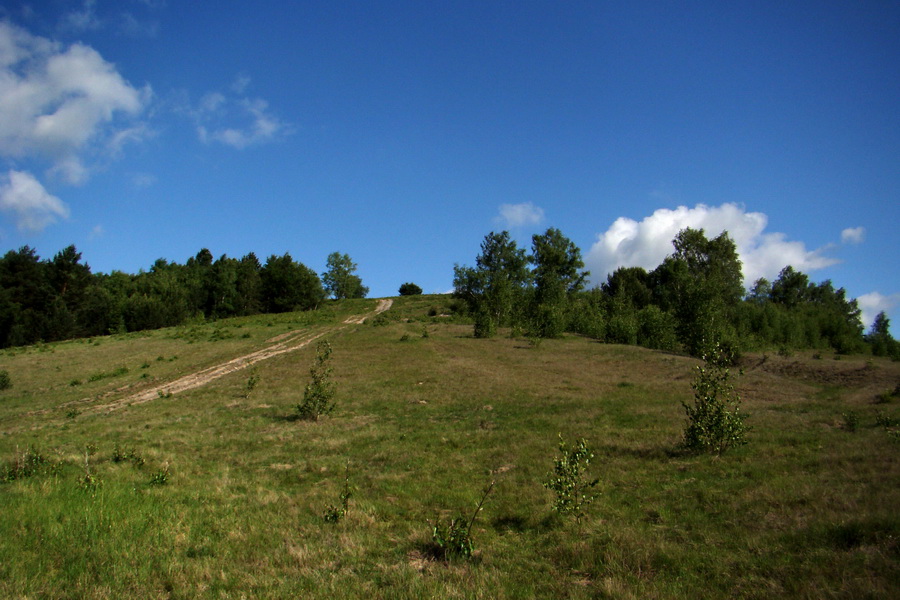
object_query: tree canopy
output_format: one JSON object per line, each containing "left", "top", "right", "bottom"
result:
{"left": 322, "top": 252, "right": 368, "bottom": 300}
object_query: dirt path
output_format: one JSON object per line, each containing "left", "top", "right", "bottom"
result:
{"left": 85, "top": 298, "right": 393, "bottom": 414}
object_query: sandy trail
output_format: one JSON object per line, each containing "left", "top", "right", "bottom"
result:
{"left": 83, "top": 298, "right": 393, "bottom": 414}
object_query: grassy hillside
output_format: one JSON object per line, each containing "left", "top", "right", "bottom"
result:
{"left": 1, "top": 295, "right": 898, "bottom": 599}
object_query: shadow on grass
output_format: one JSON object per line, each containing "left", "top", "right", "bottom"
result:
{"left": 268, "top": 412, "right": 302, "bottom": 423}
{"left": 597, "top": 443, "right": 681, "bottom": 461}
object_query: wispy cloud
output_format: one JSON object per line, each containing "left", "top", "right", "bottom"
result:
{"left": 59, "top": 0, "right": 162, "bottom": 38}
{"left": 495, "top": 202, "right": 545, "bottom": 228}
{"left": 585, "top": 203, "right": 841, "bottom": 287}
{"left": 131, "top": 172, "right": 157, "bottom": 188}
{"left": 59, "top": 0, "right": 102, "bottom": 32}
{"left": 190, "top": 76, "right": 291, "bottom": 150}
{"left": 0, "top": 170, "right": 69, "bottom": 232}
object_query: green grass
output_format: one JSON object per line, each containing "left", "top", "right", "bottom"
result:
{"left": 1, "top": 295, "right": 898, "bottom": 598}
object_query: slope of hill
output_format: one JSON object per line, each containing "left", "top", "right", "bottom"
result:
{"left": 1, "top": 296, "right": 898, "bottom": 598}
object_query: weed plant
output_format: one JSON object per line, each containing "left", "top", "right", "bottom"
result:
{"left": 323, "top": 463, "right": 353, "bottom": 523}
{"left": 430, "top": 481, "right": 494, "bottom": 560}
{"left": 243, "top": 368, "right": 260, "bottom": 399}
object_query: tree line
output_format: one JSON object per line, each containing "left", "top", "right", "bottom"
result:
{"left": 454, "top": 227, "right": 897, "bottom": 358}
{"left": 0, "top": 246, "right": 367, "bottom": 348}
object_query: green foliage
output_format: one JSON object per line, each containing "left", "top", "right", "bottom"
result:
{"left": 529, "top": 228, "right": 589, "bottom": 338}
{"left": 453, "top": 231, "right": 530, "bottom": 338}
{"left": 323, "top": 463, "right": 353, "bottom": 523}
{"left": 875, "top": 411, "right": 900, "bottom": 428}
{"left": 841, "top": 411, "right": 860, "bottom": 432}
{"left": 867, "top": 312, "right": 899, "bottom": 358}
{"left": 2, "top": 446, "right": 56, "bottom": 483}
{"left": 79, "top": 449, "right": 101, "bottom": 493}
{"left": 543, "top": 435, "right": 600, "bottom": 520}
{"left": 149, "top": 464, "right": 170, "bottom": 486}
{"left": 322, "top": 252, "right": 368, "bottom": 300}
{"left": 243, "top": 367, "right": 260, "bottom": 399}
{"left": 682, "top": 343, "right": 749, "bottom": 454}
{"left": 111, "top": 443, "right": 144, "bottom": 468}
{"left": 430, "top": 481, "right": 494, "bottom": 560}
{"left": 297, "top": 340, "right": 336, "bottom": 421}
{"left": 398, "top": 282, "right": 423, "bottom": 296}
{"left": 261, "top": 253, "right": 325, "bottom": 313}
{"left": 0, "top": 369, "right": 10, "bottom": 390}
{"left": 87, "top": 365, "right": 128, "bottom": 382}
{"left": 636, "top": 305, "right": 679, "bottom": 351}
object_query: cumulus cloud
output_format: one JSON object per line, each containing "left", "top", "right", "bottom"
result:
{"left": 0, "top": 21, "right": 149, "bottom": 182}
{"left": 0, "top": 170, "right": 69, "bottom": 231}
{"left": 586, "top": 203, "right": 840, "bottom": 287}
{"left": 191, "top": 78, "right": 290, "bottom": 149}
{"left": 841, "top": 226, "right": 865, "bottom": 244}
{"left": 496, "top": 202, "right": 545, "bottom": 228}
{"left": 857, "top": 292, "right": 900, "bottom": 331}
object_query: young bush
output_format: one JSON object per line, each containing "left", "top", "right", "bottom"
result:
{"left": 149, "top": 464, "right": 170, "bottom": 486}
{"left": 297, "top": 340, "right": 336, "bottom": 421}
{"left": 543, "top": 435, "right": 600, "bottom": 521}
{"left": 0, "top": 370, "right": 11, "bottom": 390}
{"left": 2, "top": 446, "right": 55, "bottom": 483}
{"left": 682, "top": 342, "right": 749, "bottom": 454}
{"left": 243, "top": 367, "right": 260, "bottom": 399}
{"left": 323, "top": 463, "right": 353, "bottom": 523}
{"left": 430, "top": 481, "right": 495, "bottom": 560}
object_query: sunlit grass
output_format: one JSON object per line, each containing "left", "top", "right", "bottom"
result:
{"left": 1, "top": 295, "right": 898, "bottom": 598}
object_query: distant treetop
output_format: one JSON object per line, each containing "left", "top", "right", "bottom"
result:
{"left": 398, "top": 282, "right": 423, "bottom": 296}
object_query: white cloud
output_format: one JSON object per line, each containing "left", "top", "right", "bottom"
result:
{"left": 496, "top": 202, "right": 545, "bottom": 228}
{"left": 0, "top": 21, "right": 149, "bottom": 179}
{"left": 89, "top": 224, "right": 104, "bottom": 239}
{"left": 841, "top": 226, "right": 865, "bottom": 244}
{"left": 586, "top": 203, "right": 840, "bottom": 287}
{"left": 0, "top": 170, "right": 69, "bottom": 231}
{"left": 857, "top": 292, "right": 900, "bottom": 331}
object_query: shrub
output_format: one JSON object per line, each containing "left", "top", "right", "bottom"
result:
{"left": 323, "top": 463, "right": 353, "bottom": 523}
{"left": 149, "top": 464, "right": 170, "bottom": 486}
{"left": 243, "top": 367, "right": 260, "bottom": 399}
{"left": 430, "top": 481, "right": 494, "bottom": 560}
{"left": 398, "top": 282, "right": 423, "bottom": 296}
{"left": 636, "top": 305, "right": 678, "bottom": 351}
{"left": 297, "top": 340, "right": 336, "bottom": 421}
{"left": 0, "top": 370, "right": 10, "bottom": 390}
{"left": 543, "top": 435, "right": 600, "bottom": 520}
{"left": 682, "top": 342, "right": 749, "bottom": 454}
{"left": 2, "top": 446, "right": 55, "bottom": 483}
{"left": 841, "top": 411, "right": 860, "bottom": 432}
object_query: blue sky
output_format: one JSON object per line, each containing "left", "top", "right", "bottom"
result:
{"left": 0, "top": 1, "right": 897, "bottom": 329}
